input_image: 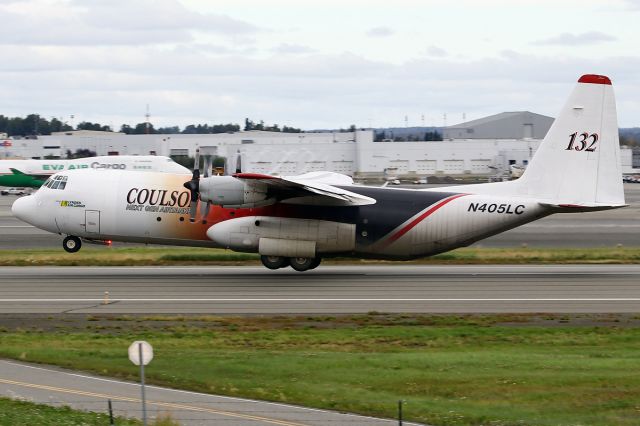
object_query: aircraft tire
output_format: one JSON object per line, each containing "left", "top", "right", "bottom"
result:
{"left": 260, "top": 255, "right": 289, "bottom": 270}
{"left": 289, "top": 257, "right": 318, "bottom": 272}
{"left": 63, "top": 236, "right": 82, "bottom": 253}
{"left": 308, "top": 257, "right": 322, "bottom": 270}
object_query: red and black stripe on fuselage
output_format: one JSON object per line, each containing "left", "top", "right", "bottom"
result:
{"left": 223, "top": 186, "right": 462, "bottom": 254}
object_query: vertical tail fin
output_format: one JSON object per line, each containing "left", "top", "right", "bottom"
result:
{"left": 519, "top": 74, "right": 625, "bottom": 206}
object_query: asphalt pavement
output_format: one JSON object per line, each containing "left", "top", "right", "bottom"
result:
{"left": 0, "top": 359, "right": 417, "bottom": 426}
{"left": 0, "top": 265, "right": 639, "bottom": 313}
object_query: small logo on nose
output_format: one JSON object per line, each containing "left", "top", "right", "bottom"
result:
{"left": 59, "top": 200, "right": 85, "bottom": 208}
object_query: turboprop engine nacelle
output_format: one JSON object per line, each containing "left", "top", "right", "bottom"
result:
{"left": 207, "top": 216, "right": 356, "bottom": 257}
{"left": 199, "top": 176, "right": 271, "bottom": 208}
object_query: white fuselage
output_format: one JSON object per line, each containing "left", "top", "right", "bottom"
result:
{"left": 12, "top": 169, "right": 549, "bottom": 258}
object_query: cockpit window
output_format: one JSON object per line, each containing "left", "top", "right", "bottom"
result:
{"left": 43, "top": 175, "right": 68, "bottom": 190}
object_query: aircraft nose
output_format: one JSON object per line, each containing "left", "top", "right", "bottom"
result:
{"left": 11, "top": 195, "right": 37, "bottom": 225}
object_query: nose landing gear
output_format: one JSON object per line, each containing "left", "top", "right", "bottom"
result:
{"left": 62, "top": 236, "right": 82, "bottom": 253}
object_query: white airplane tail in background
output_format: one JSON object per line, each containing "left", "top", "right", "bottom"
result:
{"left": 518, "top": 74, "right": 625, "bottom": 208}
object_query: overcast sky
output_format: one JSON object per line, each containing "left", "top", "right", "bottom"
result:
{"left": 2, "top": 0, "right": 640, "bottom": 129}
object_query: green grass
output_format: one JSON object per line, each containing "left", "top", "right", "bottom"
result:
{"left": 0, "top": 246, "right": 639, "bottom": 266}
{"left": 0, "top": 397, "right": 140, "bottom": 426}
{"left": 1, "top": 314, "right": 640, "bottom": 425}
{"left": 0, "top": 247, "right": 260, "bottom": 266}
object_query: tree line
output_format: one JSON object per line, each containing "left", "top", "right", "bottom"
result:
{"left": 374, "top": 130, "right": 443, "bottom": 142}
{"left": 0, "top": 114, "right": 302, "bottom": 137}
{"left": 619, "top": 129, "right": 640, "bottom": 147}
{"left": 0, "top": 114, "right": 73, "bottom": 136}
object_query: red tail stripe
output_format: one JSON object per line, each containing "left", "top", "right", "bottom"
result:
{"left": 386, "top": 194, "right": 468, "bottom": 245}
{"left": 578, "top": 74, "right": 611, "bottom": 85}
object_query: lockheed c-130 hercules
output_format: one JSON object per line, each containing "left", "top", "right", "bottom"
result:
{"left": 12, "top": 75, "right": 626, "bottom": 271}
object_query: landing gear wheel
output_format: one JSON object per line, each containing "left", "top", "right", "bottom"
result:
{"left": 62, "top": 236, "right": 82, "bottom": 253}
{"left": 289, "top": 257, "right": 319, "bottom": 272}
{"left": 308, "top": 257, "right": 322, "bottom": 270}
{"left": 260, "top": 255, "right": 290, "bottom": 270}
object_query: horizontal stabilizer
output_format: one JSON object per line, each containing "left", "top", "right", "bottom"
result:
{"left": 539, "top": 202, "right": 627, "bottom": 212}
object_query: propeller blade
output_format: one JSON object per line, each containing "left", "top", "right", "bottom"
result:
{"left": 203, "top": 156, "right": 212, "bottom": 178}
{"left": 184, "top": 148, "right": 202, "bottom": 222}
{"left": 189, "top": 201, "right": 198, "bottom": 222}
{"left": 235, "top": 150, "right": 242, "bottom": 174}
{"left": 193, "top": 148, "right": 201, "bottom": 175}
{"left": 201, "top": 200, "right": 211, "bottom": 219}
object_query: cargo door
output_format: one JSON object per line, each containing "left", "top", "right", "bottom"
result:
{"left": 85, "top": 210, "right": 100, "bottom": 234}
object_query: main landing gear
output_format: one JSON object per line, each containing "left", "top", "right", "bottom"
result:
{"left": 260, "top": 255, "right": 321, "bottom": 272}
{"left": 62, "top": 236, "right": 82, "bottom": 253}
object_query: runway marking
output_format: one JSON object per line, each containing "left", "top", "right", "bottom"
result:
{"left": 0, "top": 377, "right": 309, "bottom": 426}
{"left": 0, "top": 298, "right": 640, "bottom": 302}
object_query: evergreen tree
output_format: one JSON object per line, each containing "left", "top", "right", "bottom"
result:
{"left": 77, "top": 121, "right": 111, "bottom": 132}
{"left": 282, "top": 125, "right": 301, "bottom": 133}
{"left": 157, "top": 126, "right": 181, "bottom": 134}
{"left": 65, "top": 148, "right": 96, "bottom": 159}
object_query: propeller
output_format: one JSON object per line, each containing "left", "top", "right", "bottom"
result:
{"left": 183, "top": 148, "right": 201, "bottom": 222}
{"left": 200, "top": 155, "right": 213, "bottom": 218}
{"left": 183, "top": 149, "right": 241, "bottom": 223}
{"left": 224, "top": 150, "right": 243, "bottom": 176}
{"left": 235, "top": 150, "right": 242, "bottom": 174}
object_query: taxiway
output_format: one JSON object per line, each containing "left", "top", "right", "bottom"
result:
{"left": 0, "top": 360, "right": 412, "bottom": 426}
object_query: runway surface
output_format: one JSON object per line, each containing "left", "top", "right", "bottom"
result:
{"left": 0, "top": 265, "right": 639, "bottom": 313}
{"left": 1, "top": 183, "right": 640, "bottom": 249}
{"left": 0, "top": 360, "right": 414, "bottom": 426}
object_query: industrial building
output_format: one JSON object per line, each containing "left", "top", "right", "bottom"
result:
{"left": 443, "top": 111, "right": 554, "bottom": 140}
{"left": 1, "top": 112, "right": 637, "bottom": 178}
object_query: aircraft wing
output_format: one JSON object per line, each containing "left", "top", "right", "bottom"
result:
{"left": 233, "top": 171, "right": 376, "bottom": 206}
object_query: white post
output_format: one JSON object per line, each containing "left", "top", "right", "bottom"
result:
{"left": 139, "top": 342, "right": 147, "bottom": 426}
